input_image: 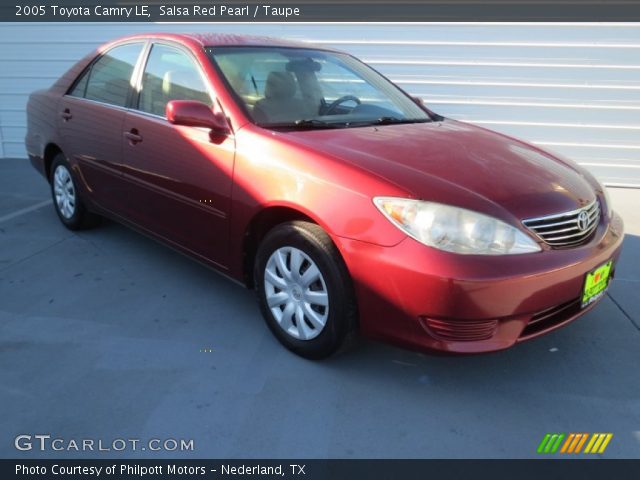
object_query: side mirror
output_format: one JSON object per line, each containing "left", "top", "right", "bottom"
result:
{"left": 412, "top": 96, "right": 441, "bottom": 120}
{"left": 166, "top": 100, "right": 230, "bottom": 136}
{"left": 413, "top": 96, "right": 425, "bottom": 107}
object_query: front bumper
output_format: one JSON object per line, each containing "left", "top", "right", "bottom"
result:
{"left": 338, "top": 211, "right": 624, "bottom": 353}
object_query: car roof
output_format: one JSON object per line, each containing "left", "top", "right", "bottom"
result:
{"left": 112, "top": 32, "right": 340, "bottom": 52}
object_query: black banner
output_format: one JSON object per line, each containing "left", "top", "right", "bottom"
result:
{"left": 4, "top": 459, "right": 640, "bottom": 480}
{"left": 3, "top": 0, "right": 640, "bottom": 22}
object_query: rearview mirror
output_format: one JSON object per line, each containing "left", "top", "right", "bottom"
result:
{"left": 166, "top": 100, "right": 230, "bottom": 136}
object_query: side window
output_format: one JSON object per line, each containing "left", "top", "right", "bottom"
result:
{"left": 69, "top": 69, "right": 89, "bottom": 98}
{"left": 73, "top": 43, "right": 143, "bottom": 107}
{"left": 139, "top": 44, "right": 211, "bottom": 117}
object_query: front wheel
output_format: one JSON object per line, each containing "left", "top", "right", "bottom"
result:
{"left": 254, "top": 221, "right": 357, "bottom": 359}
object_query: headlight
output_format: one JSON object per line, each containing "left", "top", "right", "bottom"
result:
{"left": 374, "top": 197, "right": 541, "bottom": 255}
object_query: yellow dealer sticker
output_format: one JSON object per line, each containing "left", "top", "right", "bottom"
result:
{"left": 582, "top": 260, "right": 613, "bottom": 308}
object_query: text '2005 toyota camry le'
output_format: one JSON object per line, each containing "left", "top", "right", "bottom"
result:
{"left": 25, "top": 33, "right": 624, "bottom": 358}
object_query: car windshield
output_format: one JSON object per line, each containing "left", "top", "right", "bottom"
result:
{"left": 206, "top": 46, "right": 432, "bottom": 128}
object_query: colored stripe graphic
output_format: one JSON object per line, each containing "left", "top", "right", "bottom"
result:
{"left": 560, "top": 433, "right": 575, "bottom": 453}
{"left": 561, "top": 433, "right": 588, "bottom": 453}
{"left": 537, "top": 434, "right": 552, "bottom": 454}
{"left": 585, "top": 433, "right": 614, "bottom": 454}
{"left": 574, "top": 433, "right": 589, "bottom": 453}
{"left": 537, "top": 433, "right": 565, "bottom": 453}
{"left": 539, "top": 433, "right": 613, "bottom": 454}
{"left": 598, "top": 434, "right": 614, "bottom": 453}
{"left": 550, "top": 434, "right": 565, "bottom": 453}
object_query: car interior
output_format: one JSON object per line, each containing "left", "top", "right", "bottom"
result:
{"left": 252, "top": 71, "right": 317, "bottom": 123}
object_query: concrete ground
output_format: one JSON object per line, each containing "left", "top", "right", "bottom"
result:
{"left": 1, "top": 157, "right": 639, "bottom": 459}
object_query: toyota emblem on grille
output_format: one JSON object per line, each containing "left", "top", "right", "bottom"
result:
{"left": 577, "top": 210, "right": 589, "bottom": 231}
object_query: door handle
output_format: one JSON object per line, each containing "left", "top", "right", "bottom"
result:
{"left": 60, "top": 109, "right": 72, "bottom": 121}
{"left": 124, "top": 129, "right": 143, "bottom": 145}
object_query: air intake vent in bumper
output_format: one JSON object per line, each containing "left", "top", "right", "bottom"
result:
{"left": 420, "top": 317, "right": 499, "bottom": 342}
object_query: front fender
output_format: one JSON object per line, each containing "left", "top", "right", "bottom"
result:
{"left": 228, "top": 126, "right": 410, "bottom": 277}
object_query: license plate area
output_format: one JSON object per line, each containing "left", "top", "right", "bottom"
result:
{"left": 581, "top": 260, "right": 613, "bottom": 308}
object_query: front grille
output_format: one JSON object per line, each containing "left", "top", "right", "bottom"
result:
{"left": 421, "top": 317, "right": 499, "bottom": 342}
{"left": 522, "top": 199, "right": 600, "bottom": 248}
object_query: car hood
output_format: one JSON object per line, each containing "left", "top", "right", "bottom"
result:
{"left": 281, "top": 119, "right": 597, "bottom": 221}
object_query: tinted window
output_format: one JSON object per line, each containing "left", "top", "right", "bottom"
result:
{"left": 69, "top": 69, "right": 89, "bottom": 98}
{"left": 138, "top": 44, "right": 211, "bottom": 117}
{"left": 78, "top": 43, "right": 143, "bottom": 107}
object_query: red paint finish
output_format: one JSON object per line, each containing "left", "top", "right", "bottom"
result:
{"left": 57, "top": 94, "right": 130, "bottom": 214}
{"left": 120, "top": 108, "right": 235, "bottom": 266}
{"left": 338, "top": 212, "right": 623, "bottom": 353}
{"left": 26, "top": 33, "right": 625, "bottom": 354}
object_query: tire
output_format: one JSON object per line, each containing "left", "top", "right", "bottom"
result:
{"left": 254, "top": 221, "right": 358, "bottom": 359}
{"left": 50, "top": 153, "right": 100, "bottom": 230}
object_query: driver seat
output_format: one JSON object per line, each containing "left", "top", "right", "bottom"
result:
{"left": 253, "top": 71, "right": 312, "bottom": 124}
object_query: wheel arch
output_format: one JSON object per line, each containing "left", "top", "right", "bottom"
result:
{"left": 242, "top": 206, "right": 315, "bottom": 287}
{"left": 241, "top": 205, "right": 342, "bottom": 288}
{"left": 43, "top": 143, "right": 63, "bottom": 181}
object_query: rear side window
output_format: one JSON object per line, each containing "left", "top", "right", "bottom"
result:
{"left": 138, "top": 44, "right": 211, "bottom": 117}
{"left": 70, "top": 70, "right": 89, "bottom": 98}
{"left": 70, "top": 43, "right": 144, "bottom": 107}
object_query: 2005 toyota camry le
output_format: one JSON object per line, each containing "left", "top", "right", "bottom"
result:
{"left": 26, "top": 33, "right": 624, "bottom": 358}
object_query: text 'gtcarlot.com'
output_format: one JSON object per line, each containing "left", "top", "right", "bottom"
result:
{"left": 14, "top": 434, "right": 194, "bottom": 452}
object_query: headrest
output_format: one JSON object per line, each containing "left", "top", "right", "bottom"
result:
{"left": 264, "top": 71, "right": 296, "bottom": 100}
{"left": 286, "top": 58, "right": 322, "bottom": 73}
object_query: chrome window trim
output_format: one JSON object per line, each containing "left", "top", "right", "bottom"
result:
{"left": 61, "top": 94, "right": 130, "bottom": 113}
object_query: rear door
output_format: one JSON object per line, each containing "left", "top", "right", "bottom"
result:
{"left": 59, "top": 42, "right": 146, "bottom": 213}
{"left": 121, "top": 42, "right": 235, "bottom": 267}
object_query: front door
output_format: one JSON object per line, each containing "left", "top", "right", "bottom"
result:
{"left": 121, "top": 43, "right": 234, "bottom": 268}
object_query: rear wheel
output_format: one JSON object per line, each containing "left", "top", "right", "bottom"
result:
{"left": 254, "top": 221, "right": 357, "bottom": 359}
{"left": 50, "top": 153, "right": 100, "bottom": 230}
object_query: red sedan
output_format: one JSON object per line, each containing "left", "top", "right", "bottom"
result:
{"left": 26, "top": 33, "right": 624, "bottom": 358}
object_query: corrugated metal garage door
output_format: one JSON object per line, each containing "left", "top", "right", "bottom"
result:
{"left": 1, "top": 22, "right": 639, "bottom": 187}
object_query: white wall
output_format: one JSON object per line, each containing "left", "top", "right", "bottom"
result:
{"left": 1, "top": 22, "right": 639, "bottom": 186}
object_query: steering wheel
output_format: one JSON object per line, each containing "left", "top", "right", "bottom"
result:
{"left": 324, "top": 95, "right": 361, "bottom": 115}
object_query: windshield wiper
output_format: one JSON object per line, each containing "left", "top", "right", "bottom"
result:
{"left": 372, "top": 117, "right": 432, "bottom": 125}
{"left": 293, "top": 119, "right": 345, "bottom": 129}
{"left": 259, "top": 117, "right": 431, "bottom": 130}
{"left": 259, "top": 119, "right": 346, "bottom": 130}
